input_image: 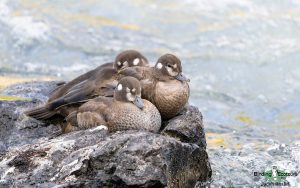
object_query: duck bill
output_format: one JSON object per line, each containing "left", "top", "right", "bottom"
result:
{"left": 176, "top": 73, "right": 190, "bottom": 82}
{"left": 133, "top": 96, "right": 144, "bottom": 109}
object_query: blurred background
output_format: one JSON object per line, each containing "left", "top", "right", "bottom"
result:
{"left": 0, "top": 0, "right": 299, "bottom": 186}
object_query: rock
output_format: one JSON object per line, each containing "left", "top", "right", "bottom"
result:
{"left": 162, "top": 106, "right": 207, "bottom": 149}
{"left": 0, "top": 81, "right": 211, "bottom": 188}
{"left": 2, "top": 81, "right": 64, "bottom": 102}
{"left": 0, "top": 81, "right": 63, "bottom": 153}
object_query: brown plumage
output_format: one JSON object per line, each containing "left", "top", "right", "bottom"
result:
{"left": 64, "top": 77, "right": 161, "bottom": 133}
{"left": 25, "top": 50, "right": 149, "bottom": 120}
{"left": 118, "top": 54, "right": 190, "bottom": 120}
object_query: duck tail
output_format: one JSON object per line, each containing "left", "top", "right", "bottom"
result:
{"left": 24, "top": 106, "right": 56, "bottom": 120}
{"left": 47, "top": 98, "right": 67, "bottom": 110}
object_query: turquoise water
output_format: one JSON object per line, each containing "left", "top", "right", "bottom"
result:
{"left": 0, "top": 0, "right": 299, "bottom": 186}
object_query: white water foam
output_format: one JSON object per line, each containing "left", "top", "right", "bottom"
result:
{"left": 0, "top": 0, "right": 50, "bottom": 47}
{"left": 182, "top": 0, "right": 253, "bottom": 11}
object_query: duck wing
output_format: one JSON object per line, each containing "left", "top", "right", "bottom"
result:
{"left": 75, "top": 96, "right": 113, "bottom": 129}
{"left": 49, "top": 66, "right": 118, "bottom": 109}
{"left": 25, "top": 64, "right": 115, "bottom": 120}
{"left": 48, "top": 62, "right": 113, "bottom": 102}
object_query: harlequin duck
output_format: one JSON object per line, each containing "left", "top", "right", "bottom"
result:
{"left": 63, "top": 76, "right": 161, "bottom": 133}
{"left": 118, "top": 54, "right": 190, "bottom": 120}
{"left": 25, "top": 50, "right": 149, "bottom": 120}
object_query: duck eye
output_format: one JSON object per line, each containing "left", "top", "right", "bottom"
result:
{"left": 167, "top": 64, "right": 172, "bottom": 68}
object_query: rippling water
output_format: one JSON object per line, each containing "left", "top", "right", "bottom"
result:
{"left": 0, "top": 0, "right": 299, "bottom": 186}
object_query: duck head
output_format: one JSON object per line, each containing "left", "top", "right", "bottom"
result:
{"left": 113, "top": 50, "right": 149, "bottom": 71}
{"left": 154, "top": 54, "right": 190, "bottom": 82}
{"left": 114, "top": 76, "right": 144, "bottom": 109}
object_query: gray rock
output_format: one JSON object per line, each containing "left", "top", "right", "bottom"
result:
{"left": 162, "top": 106, "right": 207, "bottom": 149}
{"left": 2, "top": 81, "right": 64, "bottom": 102}
{"left": 0, "top": 81, "right": 211, "bottom": 188}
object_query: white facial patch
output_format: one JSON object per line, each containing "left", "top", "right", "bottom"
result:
{"left": 133, "top": 58, "right": 140, "bottom": 66}
{"left": 173, "top": 64, "right": 177, "bottom": 68}
{"left": 126, "top": 87, "right": 131, "bottom": 93}
{"left": 117, "top": 61, "right": 122, "bottom": 66}
{"left": 126, "top": 93, "right": 135, "bottom": 102}
{"left": 123, "top": 61, "right": 129, "bottom": 67}
{"left": 132, "top": 88, "right": 136, "bottom": 92}
{"left": 117, "top": 84, "right": 123, "bottom": 91}
{"left": 166, "top": 67, "right": 178, "bottom": 77}
{"left": 156, "top": 62, "right": 163, "bottom": 69}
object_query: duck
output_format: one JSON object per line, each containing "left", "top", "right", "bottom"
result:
{"left": 118, "top": 54, "right": 190, "bottom": 120}
{"left": 25, "top": 50, "right": 149, "bottom": 120}
{"left": 63, "top": 76, "right": 161, "bottom": 133}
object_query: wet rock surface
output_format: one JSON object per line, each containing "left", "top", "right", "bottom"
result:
{"left": 0, "top": 81, "right": 211, "bottom": 188}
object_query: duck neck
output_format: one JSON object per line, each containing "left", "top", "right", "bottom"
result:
{"left": 114, "top": 91, "right": 128, "bottom": 102}
{"left": 152, "top": 67, "right": 173, "bottom": 81}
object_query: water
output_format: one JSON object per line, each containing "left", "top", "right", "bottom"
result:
{"left": 0, "top": 0, "right": 299, "bottom": 186}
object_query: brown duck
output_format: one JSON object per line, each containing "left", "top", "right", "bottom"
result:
{"left": 119, "top": 54, "right": 190, "bottom": 120}
{"left": 64, "top": 76, "right": 161, "bottom": 133}
{"left": 25, "top": 50, "right": 149, "bottom": 120}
